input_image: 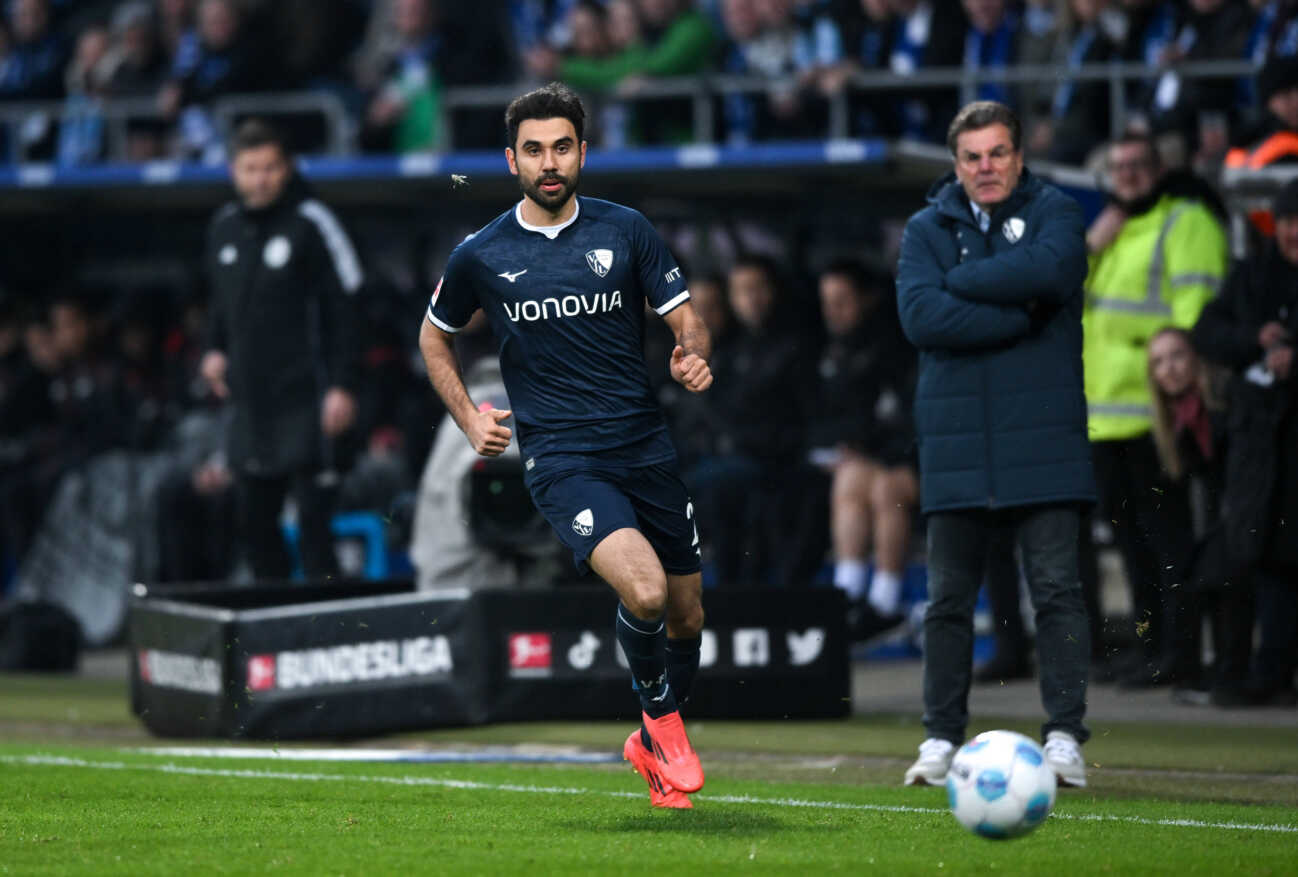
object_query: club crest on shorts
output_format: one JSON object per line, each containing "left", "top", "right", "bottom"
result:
{"left": 1002, "top": 217, "right": 1026, "bottom": 244}
{"left": 585, "top": 249, "right": 613, "bottom": 277}
{"left": 572, "top": 508, "right": 594, "bottom": 536}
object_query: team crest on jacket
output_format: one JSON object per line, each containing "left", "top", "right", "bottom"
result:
{"left": 264, "top": 236, "right": 292, "bottom": 268}
{"left": 219, "top": 244, "right": 237, "bottom": 265}
{"left": 1002, "top": 217, "right": 1026, "bottom": 244}
{"left": 585, "top": 249, "right": 613, "bottom": 277}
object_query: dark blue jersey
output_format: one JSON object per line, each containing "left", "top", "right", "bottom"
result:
{"left": 426, "top": 196, "right": 690, "bottom": 470}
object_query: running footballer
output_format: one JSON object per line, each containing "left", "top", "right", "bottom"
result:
{"left": 418, "top": 83, "right": 712, "bottom": 809}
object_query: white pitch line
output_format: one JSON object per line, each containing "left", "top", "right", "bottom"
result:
{"left": 4, "top": 754, "right": 1296, "bottom": 835}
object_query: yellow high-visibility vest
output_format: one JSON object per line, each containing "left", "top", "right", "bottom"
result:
{"left": 1083, "top": 195, "right": 1226, "bottom": 442}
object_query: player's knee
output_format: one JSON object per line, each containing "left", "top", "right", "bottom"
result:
{"left": 624, "top": 577, "right": 669, "bottom": 619}
{"left": 670, "top": 602, "right": 704, "bottom": 638}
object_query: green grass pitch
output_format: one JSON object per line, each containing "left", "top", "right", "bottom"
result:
{"left": 1, "top": 674, "right": 1295, "bottom": 875}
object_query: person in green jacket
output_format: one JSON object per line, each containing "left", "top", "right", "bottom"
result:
{"left": 527, "top": 0, "right": 715, "bottom": 144}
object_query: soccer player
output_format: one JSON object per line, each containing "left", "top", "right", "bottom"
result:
{"left": 418, "top": 83, "right": 713, "bottom": 809}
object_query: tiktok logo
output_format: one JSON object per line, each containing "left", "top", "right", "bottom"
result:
{"left": 567, "top": 631, "right": 601, "bottom": 670}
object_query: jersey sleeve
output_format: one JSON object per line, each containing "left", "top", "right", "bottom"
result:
{"left": 630, "top": 211, "right": 689, "bottom": 316}
{"left": 426, "top": 242, "right": 480, "bottom": 333}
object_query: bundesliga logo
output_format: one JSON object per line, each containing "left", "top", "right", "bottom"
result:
{"left": 509, "top": 632, "right": 553, "bottom": 677}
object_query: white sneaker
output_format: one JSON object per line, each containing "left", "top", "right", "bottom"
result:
{"left": 904, "top": 737, "right": 955, "bottom": 786}
{"left": 1044, "top": 731, "right": 1087, "bottom": 788}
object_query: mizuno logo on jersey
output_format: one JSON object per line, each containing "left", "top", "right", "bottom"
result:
{"left": 504, "top": 291, "right": 623, "bottom": 323}
{"left": 498, "top": 268, "right": 528, "bottom": 283}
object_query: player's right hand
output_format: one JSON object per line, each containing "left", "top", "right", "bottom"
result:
{"left": 467, "top": 406, "right": 513, "bottom": 456}
{"left": 670, "top": 346, "right": 713, "bottom": 393}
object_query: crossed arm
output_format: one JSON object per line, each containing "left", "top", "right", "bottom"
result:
{"left": 941, "top": 195, "right": 1088, "bottom": 307}
{"left": 896, "top": 221, "right": 1032, "bottom": 352}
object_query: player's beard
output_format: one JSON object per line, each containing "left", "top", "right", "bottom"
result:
{"left": 521, "top": 169, "right": 578, "bottom": 213}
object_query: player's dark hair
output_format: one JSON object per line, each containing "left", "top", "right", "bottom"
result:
{"left": 505, "top": 82, "right": 586, "bottom": 150}
{"left": 946, "top": 101, "right": 1021, "bottom": 156}
{"left": 228, "top": 117, "right": 292, "bottom": 159}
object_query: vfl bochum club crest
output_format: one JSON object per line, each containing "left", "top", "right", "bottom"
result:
{"left": 585, "top": 249, "right": 614, "bottom": 277}
{"left": 1002, "top": 217, "right": 1026, "bottom": 244}
{"left": 572, "top": 508, "right": 594, "bottom": 536}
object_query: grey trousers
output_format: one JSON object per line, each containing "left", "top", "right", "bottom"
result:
{"left": 922, "top": 504, "right": 1090, "bottom": 745}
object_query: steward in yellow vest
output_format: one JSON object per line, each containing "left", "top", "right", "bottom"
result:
{"left": 1084, "top": 140, "right": 1228, "bottom": 442}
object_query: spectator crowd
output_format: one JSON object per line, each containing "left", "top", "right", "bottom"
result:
{"left": 3, "top": 0, "right": 1298, "bottom": 163}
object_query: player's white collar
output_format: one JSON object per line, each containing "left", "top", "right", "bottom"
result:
{"left": 514, "top": 197, "right": 580, "bottom": 240}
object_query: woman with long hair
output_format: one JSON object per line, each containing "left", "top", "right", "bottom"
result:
{"left": 1146, "top": 327, "right": 1254, "bottom": 706}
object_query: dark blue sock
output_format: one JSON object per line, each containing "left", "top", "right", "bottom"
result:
{"left": 666, "top": 635, "right": 702, "bottom": 706}
{"left": 616, "top": 604, "right": 677, "bottom": 719}
{"left": 640, "top": 634, "right": 703, "bottom": 750}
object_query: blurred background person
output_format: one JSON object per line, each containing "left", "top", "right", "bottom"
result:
{"left": 1226, "top": 56, "right": 1298, "bottom": 180}
{"left": 157, "top": 0, "right": 270, "bottom": 161}
{"left": 960, "top": 0, "right": 1021, "bottom": 109}
{"left": 359, "top": 0, "right": 443, "bottom": 153}
{"left": 883, "top": 0, "right": 965, "bottom": 140}
{"left": 1026, "top": 0, "right": 1120, "bottom": 164}
{"left": 1139, "top": 0, "right": 1253, "bottom": 164}
{"left": 685, "top": 255, "right": 815, "bottom": 587}
{"left": 0, "top": 0, "right": 65, "bottom": 101}
{"left": 1193, "top": 178, "right": 1298, "bottom": 708}
{"left": 199, "top": 119, "right": 364, "bottom": 581}
{"left": 1142, "top": 327, "right": 1254, "bottom": 707}
{"left": 804, "top": 260, "right": 918, "bottom": 638}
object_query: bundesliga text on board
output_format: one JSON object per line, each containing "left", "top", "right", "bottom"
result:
{"left": 245, "top": 636, "right": 454, "bottom": 692}
{"left": 137, "top": 649, "right": 222, "bottom": 695}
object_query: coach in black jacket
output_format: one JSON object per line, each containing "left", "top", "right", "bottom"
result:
{"left": 200, "top": 119, "right": 363, "bottom": 580}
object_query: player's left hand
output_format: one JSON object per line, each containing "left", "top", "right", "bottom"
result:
{"left": 321, "top": 387, "right": 357, "bottom": 436}
{"left": 670, "top": 346, "right": 712, "bottom": 393}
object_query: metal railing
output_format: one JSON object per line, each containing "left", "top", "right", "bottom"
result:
{"left": 0, "top": 90, "right": 353, "bottom": 164}
{"left": 443, "top": 59, "right": 1261, "bottom": 146}
{"left": 0, "top": 59, "right": 1264, "bottom": 164}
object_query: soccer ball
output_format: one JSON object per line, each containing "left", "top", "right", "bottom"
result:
{"left": 946, "top": 730, "right": 1056, "bottom": 840}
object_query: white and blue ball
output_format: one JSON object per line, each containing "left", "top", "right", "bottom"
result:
{"left": 946, "top": 730, "right": 1056, "bottom": 839}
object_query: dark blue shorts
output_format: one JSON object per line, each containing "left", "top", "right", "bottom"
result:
{"left": 527, "top": 462, "right": 702, "bottom": 576}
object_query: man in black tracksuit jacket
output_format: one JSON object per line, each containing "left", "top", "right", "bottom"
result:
{"left": 200, "top": 119, "right": 363, "bottom": 580}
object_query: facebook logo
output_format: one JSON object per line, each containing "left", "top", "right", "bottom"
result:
{"left": 733, "top": 629, "right": 770, "bottom": 667}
